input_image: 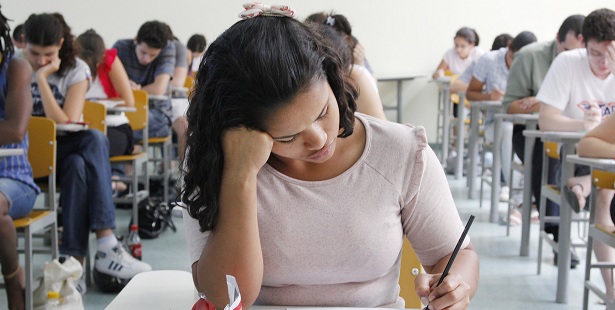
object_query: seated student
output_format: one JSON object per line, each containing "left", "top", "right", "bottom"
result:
{"left": 11, "top": 23, "right": 25, "bottom": 58}
{"left": 312, "top": 19, "right": 386, "bottom": 120}
{"left": 76, "top": 29, "right": 135, "bottom": 158}
{"left": 451, "top": 33, "right": 512, "bottom": 93}
{"left": 465, "top": 31, "right": 537, "bottom": 207}
{"left": 113, "top": 20, "right": 175, "bottom": 141}
{"left": 433, "top": 27, "right": 485, "bottom": 79}
{"left": 23, "top": 13, "right": 151, "bottom": 293}
{"left": 502, "top": 14, "right": 584, "bottom": 254}
{"left": 186, "top": 34, "right": 206, "bottom": 77}
{"left": 182, "top": 4, "right": 479, "bottom": 309}
{"left": 538, "top": 9, "right": 615, "bottom": 271}
{"left": 0, "top": 10, "right": 39, "bottom": 309}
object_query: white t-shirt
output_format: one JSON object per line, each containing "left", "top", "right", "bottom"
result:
{"left": 537, "top": 48, "right": 615, "bottom": 120}
{"left": 183, "top": 113, "right": 468, "bottom": 307}
{"left": 442, "top": 46, "right": 486, "bottom": 75}
{"left": 86, "top": 77, "right": 129, "bottom": 127}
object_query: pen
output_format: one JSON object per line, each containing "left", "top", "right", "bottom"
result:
{"left": 425, "top": 215, "right": 475, "bottom": 310}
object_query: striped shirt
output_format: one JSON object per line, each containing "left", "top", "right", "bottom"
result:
{"left": 0, "top": 58, "right": 40, "bottom": 193}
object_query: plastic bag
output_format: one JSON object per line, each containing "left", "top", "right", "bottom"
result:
{"left": 192, "top": 275, "right": 242, "bottom": 310}
{"left": 33, "top": 256, "right": 84, "bottom": 310}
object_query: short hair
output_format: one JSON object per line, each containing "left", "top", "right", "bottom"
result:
{"left": 491, "top": 33, "right": 512, "bottom": 51}
{"left": 24, "top": 13, "right": 76, "bottom": 75}
{"left": 76, "top": 29, "right": 105, "bottom": 79}
{"left": 557, "top": 14, "right": 585, "bottom": 43}
{"left": 510, "top": 31, "right": 537, "bottom": 53}
{"left": 582, "top": 8, "right": 615, "bottom": 44}
{"left": 186, "top": 34, "right": 206, "bottom": 53}
{"left": 455, "top": 27, "right": 480, "bottom": 46}
{"left": 136, "top": 20, "right": 171, "bottom": 49}
{"left": 183, "top": 16, "right": 357, "bottom": 232}
{"left": 12, "top": 23, "right": 24, "bottom": 43}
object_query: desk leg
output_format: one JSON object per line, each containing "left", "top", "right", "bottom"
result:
{"left": 490, "top": 118, "right": 502, "bottom": 223}
{"left": 556, "top": 142, "right": 575, "bottom": 303}
{"left": 396, "top": 80, "right": 402, "bottom": 123}
{"left": 583, "top": 176, "right": 597, "bottom": 310}
{"left": 467, "top": 104, "right": 478, "bottom": 199}
{"left": 520, "top": 134, "right": 535, "bottom": 256}
{"left": 441, "top": 87, "right": 451, "bottom": 166}
{"left": 455, "top": 94, "right": 466, "bottom": 180}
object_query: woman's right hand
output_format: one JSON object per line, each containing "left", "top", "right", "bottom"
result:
{"left": 221, "top": 127, "right": 273, "bottom": 178}
{"left": 36, "top": 58, "right": 61, "bottom": 79}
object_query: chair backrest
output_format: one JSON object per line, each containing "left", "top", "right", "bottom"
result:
{"left": 83, "top": 100, "right": 107, "bottom": 134}
{"left": 126, "top": 89, "right": 148, "bottom": 132}
{"left": 544, "top": 141, "right": 560, "bottom": 159}
{"left": 27, "top": 117, "right": 56, "bottom": 179}
{"left": 399, "top": 238, "right": 422, "bottom": 308}
{"left": 592, "top": 169, "right": 615, "bottom": 190}
{"left": 184, "top": 76, "right": 194, "bottom": 90}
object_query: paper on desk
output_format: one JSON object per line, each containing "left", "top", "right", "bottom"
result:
{"left": 93, "top": 99, "right": 125, "bottom": 108}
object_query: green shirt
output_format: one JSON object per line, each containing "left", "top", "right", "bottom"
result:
{"left": 502, "top": 40, "right": 558, "bottom": 110}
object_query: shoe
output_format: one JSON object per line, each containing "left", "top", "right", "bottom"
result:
{"left": 553, "top": 249, "right": 580, "bottom": 269}
{"left": 499, "top": 186, "right": 510, "bottom": 202}
{"left": 94, "top": 245, "right": 152, "bottom": 292}
{"left": 75, "top": 271, "right": 87, "bottom": 295}
{"left": 563, "top": 185, "right": 581, "bottom": 213}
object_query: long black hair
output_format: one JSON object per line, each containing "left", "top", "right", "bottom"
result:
{"left": 182, "top": 16, "right": 357, "bottom": 232}
{"left": 24, "top": 13, "right": 76, "bottom": 75}
{"left": 0, "top": 6, "right": 13, "bottom": 69}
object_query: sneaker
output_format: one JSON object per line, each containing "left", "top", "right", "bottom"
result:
{"left": 553, "top": 248, "right": 580, "bottom": 269}
{"left": 75, "top": 272, "right": 87, "bottom": 296}
{"left": 95, "top": 245, "right": 151, "bottom": 278}
{"left": 499, "top": 186, "right": 510, "bottom": 202}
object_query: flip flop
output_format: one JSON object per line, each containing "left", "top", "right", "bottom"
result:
{"left": 563, "top": 185, "right": 581, "bottom": 213}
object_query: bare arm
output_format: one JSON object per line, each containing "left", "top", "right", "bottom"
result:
{"left": 36, "top": 59, "right": 88, "bottom": 123}
{"left": 171, "top": 66, "right": 188, "bottom": 88}
{"left": 433, "top": 60, "right": 448, "bottom": 79}
{"left": 538, "top": 103, "right": 583, "bottom": 132}
{"left": 0, "top": 58, "right": 32, "bottom": 145}
{"left": 351, "top": 68, "right": 386, "bottom": 120}
{"left": 466, "top": 77, "right": 503, "bottom": 102}
{"left": 142, "top": 73, "right": 171, "bottom": 96}
{"left": 577, "top": 113, "right": 615, "bottom": 158}
{"left": 193, "top": 128, "right": 272, "bottom": 308}
{"left": 507, "top": 96, "right": 540, "bottom": 114}
{"left": 108, "top": 56, "right": 134, "bottom": 107}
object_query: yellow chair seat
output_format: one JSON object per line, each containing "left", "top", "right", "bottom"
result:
{"left": 147, "top": 136, "right": 171, "bottom": 144}
{"left": 110, "top": 152, "right": 146, "bottom": 163}
{"left": 13, "top": 210, "right": 53, "bottom": 228}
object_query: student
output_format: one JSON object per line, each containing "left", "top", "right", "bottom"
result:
{"left": 76, "top": 29, "right": 135, "bottom": 158}
{"left": 24, "top": 13, "right": 151, "bottom": 293}
{"left": 11, "top": 23, "right": 25, "bottom": 50}
{"left": 538, "top": 8, "right": 615, "bottom": 296}
{"left": 182, "top": 4, "right": 479, "bottom": 309}
{"left": 433, "top": 27, "right": 485, "bottom": 79}
{"left": 314, "top": 20, "right": 385, "bottom": 120}
{"left": 113, "top": 20, "right": 175, "bottom": 141}
{"left": 0, "top": 8, "right": 38, "bottom": 309}
{"left": 502, "top": 14, "right": 584, "bottom": 259}
{"left": 466, "top": 31, "right": 537, "bottom": 205}
{"left": 186, "top": 34, "right": 206, "bottom": 77}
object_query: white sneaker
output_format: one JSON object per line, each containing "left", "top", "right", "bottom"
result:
{"left": 75, "top": 272, "right": 87, "bottom": 296}
{"left": 95, "top": 245, "right": 152, "bottom": 280}
{"left": 499, "top": 186, "right": 510, "bottom": 202}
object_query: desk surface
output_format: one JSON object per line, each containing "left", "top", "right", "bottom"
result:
{"left": 0, "top": 148, "right": 24, "bottom": 157}
{"left": 567, "top": 155, "right": 615, "bottom": 171}
{"left": 377, "top": 72, "right": 427, "bottom": 82}
{"left": 495, "top": 113, "right": 538, "bottom": 123}
{"left": 522, "top": 129, "right": 584, "bottom": 141}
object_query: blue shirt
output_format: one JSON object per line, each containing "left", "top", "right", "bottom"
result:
{"left": 113, "top": 39, "right": 176, "bottom": 88}
{"left": 0, "top": 58, "right": 40, "bottom": 193}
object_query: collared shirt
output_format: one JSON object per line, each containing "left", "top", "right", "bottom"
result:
{"left": 0, "top": 58, "right": 40, "bottom": 193}
{"left": 472, "top": 47, "right": 509, "bottom": 94}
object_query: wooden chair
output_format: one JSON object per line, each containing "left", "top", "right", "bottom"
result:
{"left": 183, "top": 76, "right": 194, "bottom": 91}
{"left": 83, "top": 100, "right": 107, "bottom": 134}
{"left": 399, "top": 238, "right": 422, "bottom": 308}
{"left": 143, "top": 91, "right": 172, "bottom": 204}
{"left": 13, "top": 116, "right": 58, "bottom": 310}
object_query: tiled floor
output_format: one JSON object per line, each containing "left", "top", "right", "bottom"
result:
{"left": 2, "top": 173, "right": 609, "bottom": 309}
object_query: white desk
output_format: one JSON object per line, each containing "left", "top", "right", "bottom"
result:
{"left": 0, "top": 148, "right": 24, "bottom": 157}
{"left": 566, "top": 155, "right": 615, "bottom": 310}
{"left": 523, "top": 130, "right": 584, "bottom": 304}
{"left": 377, "top": 72, "right": 426, "bottom": 123}
{"left": 105, "top": 270, "right": 197, "bottom": 310}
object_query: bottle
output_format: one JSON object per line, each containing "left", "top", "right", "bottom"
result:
{"left": 46, "top": 291, "right": 61, "bottom": 308}
{"left": 127, "top": 224, "right": 142, "bottom": 260}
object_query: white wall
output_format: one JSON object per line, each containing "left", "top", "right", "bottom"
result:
{"left": 4, "top": 0, "right": 614, "bottom": 142}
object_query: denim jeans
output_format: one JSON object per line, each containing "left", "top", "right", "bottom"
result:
{"left": 57, "top": 130, "right": 115, "bottom": 257}
{"left": 0, "top": 178, "right": 37, "bottom": 219}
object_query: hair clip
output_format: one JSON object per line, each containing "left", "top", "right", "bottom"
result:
{"left": 239, "top": 2, "right": 295, "bottom": 20}
{"left": 325, "top": 16, "right": 336, "bottom": 26}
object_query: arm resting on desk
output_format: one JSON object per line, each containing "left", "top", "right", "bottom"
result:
{"left": 578, "top": 114, "right": 615, "bottom": 158}
{"left": 538, "top": 103, "right": 583, "bottom": 132}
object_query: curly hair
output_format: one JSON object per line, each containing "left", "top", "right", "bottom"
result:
{"left": 182, "top": 16, "right": 358, "bottom": 232}
{"left": 24, "top": 13, "right": 76, "bottom": 76}
{"left": 582, "top": 8, "right": 615, "bottom": 44}
{"left": 0, "top": 6, "right": 14, "bottom": 69}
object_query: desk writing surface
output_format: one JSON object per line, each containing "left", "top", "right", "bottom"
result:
{"left": 522, "top": 130, "right": 584, "bottom": 142}
{"left": 0, "top": 148, "right": 24, "bottom": 157}
{"left": 377, "top": 72, "right": 427, "bottom": 82}
{"left": 56, "top": 123, "right": 88, "bottom": 132}
{"left": 566, "top": 155, "right": 615, "bottom": 171}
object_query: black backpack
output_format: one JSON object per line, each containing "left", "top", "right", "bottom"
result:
{"left": 131, "top": 198, "right": 176, "bottom": 239}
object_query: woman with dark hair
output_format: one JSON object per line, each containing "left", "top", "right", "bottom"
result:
{"left": 186, "top": 34, "right": 206, "bottom": 77}
{"left": 24, "top": 12, "right": 150, "bottom": 294}
{"left": 433, "top": 26, "right": 485, "bottom": 79}
{"left": 0, "top": 6, "right": 39, "bottom": 310}
{"left": 182, "top": 3, "right": 478, "bottom": 309}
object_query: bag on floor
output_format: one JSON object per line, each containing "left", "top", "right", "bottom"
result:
{"left": 33, "top": 256, "right": 84, "bottom": 310}
{"left": 131, "top": 198, "right": 176, "bottom": 239}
